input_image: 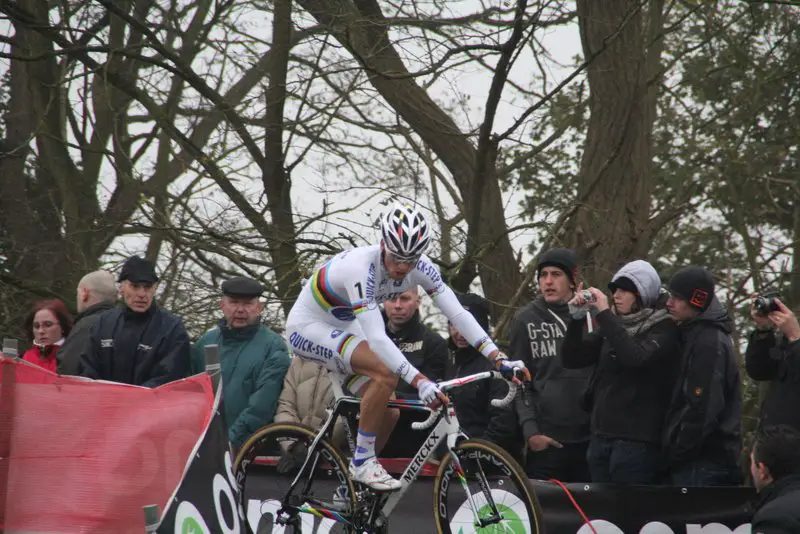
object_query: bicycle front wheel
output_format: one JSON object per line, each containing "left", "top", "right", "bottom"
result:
{"left": 433, "top": 439, "right": 544, "bottom": 534}
{"left": 234, "top": 422, "right": 358, "bottom": 534}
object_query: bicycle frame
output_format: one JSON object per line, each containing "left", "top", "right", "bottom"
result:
{"left": 279, "top": 370, "right": 517, "bottom": 525}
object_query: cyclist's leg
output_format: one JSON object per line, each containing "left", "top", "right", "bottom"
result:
{"left": 349, "top": 344, "right": 399, "bottom": 456}
{"left": 285, "top": 321, "right": 402, "bottom": 490}
{"left": 347, "top": 343, "right": 403, "bottom": 490}
{"left": 346, "top": 374, "right": 401, "bottom": 455}
{"left": 347, "top": 375, "right": 400, "bottom": 456}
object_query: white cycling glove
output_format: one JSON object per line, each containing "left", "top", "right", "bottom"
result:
{"left": 417, "top": 379, "right": 443, "bottom": 405}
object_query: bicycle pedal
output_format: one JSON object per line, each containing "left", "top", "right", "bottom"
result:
{"left": 353, "top": 482, "right": 400, "bottom": 494}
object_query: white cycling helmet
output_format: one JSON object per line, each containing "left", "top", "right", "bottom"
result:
{"left": 380, "top": 203, "right": 431, "bottom": 260}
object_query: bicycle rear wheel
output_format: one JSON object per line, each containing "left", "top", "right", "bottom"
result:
{"left": 234, "top": 422, "right": 358, "bottom": 534}
{"left": 433, "top": 438, "right": 544, "bottom": 534}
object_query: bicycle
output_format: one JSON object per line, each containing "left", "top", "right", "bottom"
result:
{"left": 234, "top": 369, "right": 544, "bottom": 533}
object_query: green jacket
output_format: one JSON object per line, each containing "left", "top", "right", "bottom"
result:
{"left": 192, "top": 320, "right": 290, "bottom": 448}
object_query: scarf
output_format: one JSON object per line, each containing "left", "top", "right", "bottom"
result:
{"left": 616, "top": 307, "right": 671, "bottom": 337}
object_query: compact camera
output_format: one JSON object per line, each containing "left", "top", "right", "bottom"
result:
{"left": 754, "top": 292, "right": 780, "bottom": 316}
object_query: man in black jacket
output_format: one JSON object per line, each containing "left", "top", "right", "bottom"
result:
{"left": 448, "top": 292, "right": 520, "bottom": 460}
{"left": 750, "top": 425, "right": 800, "bottom": 533}
{"left": 510, "top": 248, "right": 593, "bottom": 482}
{"left": 58, "top": 270, "right": 117, "bottom": 375}
{"left": 383, "top": 287, "right": 448, "bottom": 399}
{"left": 745, "top": 296, "right": 800, "bottom": 432}
{"left": 79, "top": 256, "right": 191, "bottom": 387}
{"left": 664, "top": 266, "right": 741, "bottom": 486}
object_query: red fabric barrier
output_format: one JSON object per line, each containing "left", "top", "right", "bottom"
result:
{"left": 0, "top": 358, "right": 214, "bottom": 533}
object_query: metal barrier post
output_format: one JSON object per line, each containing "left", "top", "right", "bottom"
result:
{"left": 2, "top": 338, "right": 18, "bottom": 359}
{"left": 203, "top": 344, "right": 221, "bottom": 392}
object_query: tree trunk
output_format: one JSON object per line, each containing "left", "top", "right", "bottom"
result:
{"left": 0, "top": 2, "right": 75, "bottom": 298}
{"left": 565, "top": 0, "right": 664, "bottom": 286}
{"left": 264, "top": 0, "right": 303, "bottom": 316}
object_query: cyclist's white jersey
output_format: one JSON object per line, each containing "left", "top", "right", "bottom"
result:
{"left": 285, "top": 244, "right": 499, "bottom": 384}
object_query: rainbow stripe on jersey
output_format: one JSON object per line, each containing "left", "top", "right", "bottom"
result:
{"left": 310, "top": 262, "right": 368, "bottom": 320}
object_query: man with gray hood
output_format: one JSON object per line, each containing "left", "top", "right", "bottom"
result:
{"left": 562, "top": 260, "right": 681, "bottom": 484}
{"left": 510, "top": 248, "right": 593, "bottom": 482}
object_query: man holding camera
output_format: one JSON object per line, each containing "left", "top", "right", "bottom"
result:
{"left": 745, "top": 293, "right": 800, "bottom": 432}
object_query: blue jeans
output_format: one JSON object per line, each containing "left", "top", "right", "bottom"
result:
{"left": 669, "top": 460, "right": 741, "bottom": 487}
{"left": 587, "top": 435, "right": 662, "bottom": 484}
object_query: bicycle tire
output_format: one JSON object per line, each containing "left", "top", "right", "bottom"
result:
{"left": 433, "top": 438, "right": 544, "bottom": 534}
{"left": 234, "top": 422, "right": 359, "bottom": 534}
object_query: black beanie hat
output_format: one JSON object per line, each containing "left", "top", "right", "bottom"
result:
{"left": 456, "top": 292, "right": 490, "bottom": 332}
{"left": 608, "top": 276, "right": 638, "bottom": 295}
{"left": 537, "top": 248, "right": 579, "bottom": 284}
{"left": 668, "top": 266, "right": 715, "bottom": 311}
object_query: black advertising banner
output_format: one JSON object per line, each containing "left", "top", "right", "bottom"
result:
{"left": 245, "top": 464, "right": 755, "bottom": 534}
{"left": 158, "top": 384, "right": 249, "bottom": 534}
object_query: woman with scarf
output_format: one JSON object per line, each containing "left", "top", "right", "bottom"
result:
{"left": 22, "top": 299, "right": 73, "bottom": 373}
{"left": 561, "top": 260, "right": 681, "bottom": 484}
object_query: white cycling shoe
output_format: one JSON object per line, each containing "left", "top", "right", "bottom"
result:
{"left": 349, "top": 457, "right": 402, "bottom": 492}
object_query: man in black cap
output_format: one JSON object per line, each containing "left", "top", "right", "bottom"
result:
{"left": 663, "top": 265, "right": 742, "bottom": 486}
{"left": 192, "top": 276, "right": 290, "bottom": 450}
{"left": 79, "top": 255, "right": 191, "bottom": 387}
{"left": 510, "top": 248, "right": 593, "bottom": 482}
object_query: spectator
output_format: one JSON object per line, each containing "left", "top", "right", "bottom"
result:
{"left": 79, "top": 255, "right": 191, "bottom": 387}
{"left": 561, "top": 260, "right": 681, "bottom": 484}
{"left": 510, "top": 248, "right": 593, "bottom": 482}
{"left": 745, "top": 295, "right": 800, "bottom": 432}
{"left": 273, "top": 356, "right": 349, "bottom": 472}
{"left": 750, "top": 425, "right": 800, "bottom": 533}
{"left": 447, "top": 292, "right": 520, "bottom": 460}
{"left": 22, "top": 299, "right": 73, "bottom": 373}
{"left": 192, "top": 276, "right": 290, "bottom": 450}
{"left": 664, "top": 266, "right": 742, "bottom": 486}
{"left": 58, "top": 270, "right": 117, "bottom": 375}
{"left": 383, "top": 287, "right": 448, "bottom": 399}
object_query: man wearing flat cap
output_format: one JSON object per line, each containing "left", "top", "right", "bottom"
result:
{"left": 79, "top": 255, "right": 191, "bottom": 387}
{"left": 193, "top": 276, "right": 290, "bottom": 449}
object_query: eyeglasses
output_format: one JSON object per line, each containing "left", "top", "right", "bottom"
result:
{"left": 33, "top": 321, "right": 57, "bottom": 330}
{"left": 386, "top": 250, "right": 421, "bottom": 265}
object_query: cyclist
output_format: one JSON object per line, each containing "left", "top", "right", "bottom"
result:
{"left": 285, "top": 202, "right": 530, "bottom": 491}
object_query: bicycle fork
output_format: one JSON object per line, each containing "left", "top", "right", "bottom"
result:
{"left": 445, "top": 432, "right": 505, "bottom": 529}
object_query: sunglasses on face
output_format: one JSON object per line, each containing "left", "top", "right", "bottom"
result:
{"left": 387, "top": 251, "right": 421, "bottom": 265}
{"left": 33, "top": 321, "right": 57, "bottom": 330}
